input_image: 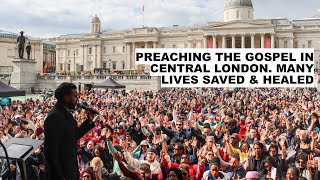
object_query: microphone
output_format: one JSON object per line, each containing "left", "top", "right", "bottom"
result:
{"left": 78, "top": 103, "right": 100, "bottom": 115}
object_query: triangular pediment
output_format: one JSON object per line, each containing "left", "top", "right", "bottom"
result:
{"left": 204, "top": 20, "right": 275, "bottom": 29}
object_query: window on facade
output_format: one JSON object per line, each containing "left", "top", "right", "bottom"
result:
{"left": 76, "top": 50, "right": 79, "bottom": 56}
{"left": 308, "top": 40, "right": 312, "bottom": 48}
{"left": 123, "top": 47, "right": 125, "bottom": 53}
{"left": 60, "top": 64, "right": 63, "bottom": 71}
{"left": 113, "top": 46, "right": 116, "bottom": 54}
{"left": 173, "top": 45, "right": 176, "bottom": 48}
{"left": 284, "top": 41, "right": 288, "bottom": 48}
{"left": 103, "top": 62, "right": 107, "bottom": 68}
{"left": 68, "top": 50, "right": 70, "bottom": 56}
{"left": 112, "top": 61, "right": 116, "bottom": 70}
{"left": 293, "top": 42, "right": 298, "bottom": 48}
{"left": 89, "top": 48, "right": 92, "bottom": 54}
{"left": 237, "top": 10, "right": 240, "bottom": 19}
{"left": 67, "top": 64, "right": 70, "bottom": 71}
{"left": 103, "top": 47, "right": 106, "bottom": 54}
{"left": 122, "top": 61, "right": 125, "bottom": 69}
{"left": 248, "top": 11, "right": 250, "bottom": 18}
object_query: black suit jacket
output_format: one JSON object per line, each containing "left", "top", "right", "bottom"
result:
{"left": 44, "top": 102, "right": 94, "bottom": 180}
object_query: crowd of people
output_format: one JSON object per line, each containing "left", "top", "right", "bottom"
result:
{"left": 1, "top": 87, "right": 320, "bottom": 180}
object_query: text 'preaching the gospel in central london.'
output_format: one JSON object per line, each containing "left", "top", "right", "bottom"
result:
{"left": 135, "top": 49, "right": 315, "bottom": 88}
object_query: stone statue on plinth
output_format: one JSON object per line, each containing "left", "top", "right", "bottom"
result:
{"left": 17, "top": 31, "right": 26, "bottom": 59}
{"left": 26, "top": 42, "right": 32, "bottom": 59}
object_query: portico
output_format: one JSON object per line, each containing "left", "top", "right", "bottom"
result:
{"left": 202, "top": 21, "right": 276, "bottom": 48}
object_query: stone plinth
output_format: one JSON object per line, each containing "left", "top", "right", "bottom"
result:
{"left": 10, "top": 58, "right": 37, "bottom": 93}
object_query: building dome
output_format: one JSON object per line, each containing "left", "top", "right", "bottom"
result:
{"left": 225, "top": 0, "right": 253, "bottom": 10}
{"left": 91, "top": 15, "right": 101, "bottom": 23}
{"left": 224, "top": 0, "right": 254, "bottom": 22}
{"left": 91, "top": 15, "right": 101, "bottom": 34}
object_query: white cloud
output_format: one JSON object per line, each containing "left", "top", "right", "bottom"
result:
{"left": 0, "top": 0, "right": 318, "bottom": 38}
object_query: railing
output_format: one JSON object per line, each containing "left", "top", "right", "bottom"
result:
{"left": 35, "top": 74, "right": 157, "bottom": 81}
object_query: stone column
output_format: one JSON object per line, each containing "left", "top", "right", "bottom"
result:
{"left": 222, "top": 35, "right": 226, "bottom": 48}
{"left": 260, "top": 33, "right": 265, "bottom": 48}
{"left": 153, "top": 42, "right": 157, "bottom": 48}
{"left": 271, "top": 33, "right": 275, "bottom": 48}
{"left": 144, "top": 41, "right": 148, "bottom": 48}
{"left": 251, "top": 34, "right": 255, "bottom": 48}
{"left": 204, "top": 35, "right": 208, "bottom": 48}
{"left": 212, "top": 35, "right": 217, "bottom": 48}
{"left": 289, "top": 37, "right": 294, "bottom": 48}
{"left": 241, "top": 34, "right": 245, "bottom": 48}
{"left": 83, "top": 45, "right": 87, "bottom": 71}
{"left": 91, "top": 45, "right": 96, "bottom": 70}
{"left": 63, "top": 49, "right": 67, "bottom": 71}
{"left": 126, "top": 43, "right": 131, "bottom": 69}
{"left": 197, "top": 40, "right": 201, "bottom": 48}
{"left": 55, "top": 48, "right": 60, "bottom": 72}
{"left": 81, "top": 45, "right": 84, "bottom": 71}
{"left": 97, "top": 44, "right": 101, "bottom": 68}
{"left": 132, "top": 42, "right": 136, "bottom": 69}
{"left": 188, "top": 40, "right": 192, "bottom": 48}
{"left": 231, "top": 34, "right": 236, "bottom": 48}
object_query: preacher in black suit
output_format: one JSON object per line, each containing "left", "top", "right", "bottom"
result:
{"left": 44, "top": 82, "right": 95, "bottom": 180}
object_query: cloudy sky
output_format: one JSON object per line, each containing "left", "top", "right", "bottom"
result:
{"left": 0, "top": 0, "right": 319, "bottom": 38}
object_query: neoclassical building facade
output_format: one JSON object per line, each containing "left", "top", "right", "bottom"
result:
{"left": 0, "top": 30, "right": 56, "bottom": 75}
{"left": 53, "top": 0, "right": 320, "bottom": 73}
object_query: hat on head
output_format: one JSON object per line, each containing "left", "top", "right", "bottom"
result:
{"left": 146, "top": 148, "right": 158, "bottom": 155}
{"left": 119, "top": 122, "right": 125, "bottom": 127}
{"left": 245, "top": 171, "right": 259, "bottom": 178}
{"left": 140, "top": 140, "right": 149, "bottom": 146}
{"left": 240, "top": 115, "right": 246, "bottom": 121}
{"left": 204, "top": 120, "right": 211, "bottom": 125}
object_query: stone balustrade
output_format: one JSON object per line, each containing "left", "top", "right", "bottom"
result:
{"left": 34, "top": 74, "right": 161, "bottom": 91}
{"left": 35, "top": 74, "right": 157, "bottom": 81}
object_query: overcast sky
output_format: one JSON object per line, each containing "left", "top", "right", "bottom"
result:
{"left": 0, "top": 0, "right": 319, "bottom": 38}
